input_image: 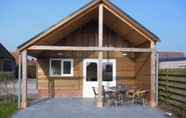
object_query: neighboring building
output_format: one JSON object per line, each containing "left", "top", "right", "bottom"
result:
{"left": 17, "top": 0, "right": 160, "bottom": 108}
{"left": 12, "top": 51, "right": 37, "bottom": 78}
{"left": 159, "top": 51, "right": 184, "bottom": 59}
{"left": 160, "top": 57, "right": 186, "bottom": 69}
{"left": 0, "top": 43, "right": 16, "bottom": 76}
{"left": 159, "top": 51, "right": 186, "bottom": 69}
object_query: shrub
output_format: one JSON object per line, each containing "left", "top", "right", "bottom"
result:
{"left": 0, "top": 72, "right": 14, "bottom": 81}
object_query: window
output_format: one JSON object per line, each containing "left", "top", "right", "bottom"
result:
{"left": 50, "top": 59, "right": 73, "bottom": 77}
{"left": 86, "top": 62, "right": 97, "bottom": 81}
{"left": 62, "top": 59, "right": 73, "bottom": 76}
{"left": 103, "top": 62, "right": 113, "bottom": 81}
{"left": 50, "top": 59, "right": 61, "bottom": 76}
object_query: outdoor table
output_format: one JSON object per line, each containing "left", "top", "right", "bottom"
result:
{"left": 106, "top": 86, "right": 128, "bottom": 105}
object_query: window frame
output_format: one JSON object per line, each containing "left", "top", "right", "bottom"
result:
{"left": 61, "top": 59, "right": 74, "bottom": 77}
{"left": 49, "top": 58, "right": 74, "bottom": 77}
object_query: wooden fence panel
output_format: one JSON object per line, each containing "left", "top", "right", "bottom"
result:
{"left": 159, "top": 69, "right": 186, "bottom": 112}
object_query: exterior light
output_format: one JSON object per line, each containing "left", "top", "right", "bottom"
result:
{"left": 122, "top": 52, "right": 128, "bottom": 56}
{"left": 57, "top": 53, "right": 63, "bottom": 56}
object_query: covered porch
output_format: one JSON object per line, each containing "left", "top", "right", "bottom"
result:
{"left": 18, "top": 48, "right": 157, "bottom": 109}
{"left": 17, "top": 0, "right": 159, "bottom": 110}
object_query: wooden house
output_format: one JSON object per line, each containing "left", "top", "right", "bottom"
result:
{"left": 17, "top": 0, "right": 160, "bottom": 109}
{"left": 0, "top": 43, "right": 16, "bottom": 76}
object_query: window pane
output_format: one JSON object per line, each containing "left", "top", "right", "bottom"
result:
{"left": 63, "top": 61, "right": 71, "bottom": 74}
{"left": 86, "top": 62, "right": 97, "bottom": 81}
{"left": 51, "top": 60, "right": 61, "bottom": 75}
{"left": 103, "top": 62, "right": 113, "bottom": 81}
{"left": 3, "top": 60, "right": 12, "bottom": 72}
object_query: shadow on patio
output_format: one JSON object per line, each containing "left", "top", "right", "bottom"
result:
{"left": 13, "top": 98, "right": 166, "bottom": 118}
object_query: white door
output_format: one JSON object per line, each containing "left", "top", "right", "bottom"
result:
{"left": 83, "top": 59, "right": 116, "bottom": 98}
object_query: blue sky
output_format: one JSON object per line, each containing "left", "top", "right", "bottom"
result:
{"left": 0, "top": 0, "right": 186, "bottom": 53}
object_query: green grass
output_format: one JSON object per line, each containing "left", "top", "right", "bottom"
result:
{"left": 0, "top": 102, "right": 17, "bottom": 118}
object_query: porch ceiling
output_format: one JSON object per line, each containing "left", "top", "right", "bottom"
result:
{"left": 32, "top": 6, "right": 151, "bottom": 47}
{"left": 27, "top": 50, "right": 150, "bottom": 62}
{"left": 35, "top": 7, "right": 98, "bottom": 46}
{"left": 103, "top": 8, "right": 149, "bottom": 47}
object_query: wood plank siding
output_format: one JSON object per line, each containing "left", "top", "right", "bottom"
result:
{"left": 52, "top": 21, "right": 132, "bottom": 47}
{"left": 37, "top": 54, "right": 137, "bottom": 97}
{"left": 36, "top": 21, "right": 150, "bottom": 97}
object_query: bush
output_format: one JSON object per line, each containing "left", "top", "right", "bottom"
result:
{"left": 0, "top": 72, "right": 14, "bottom": 81}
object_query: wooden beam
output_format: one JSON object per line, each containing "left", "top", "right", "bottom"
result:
{"left": 97, "top": 52, "right": 103, "bottom": 107}
{"left": 135, "top": 53, "right": 150, "bottom": 76}
{"left": 18, "top": 54, "right": 21, "bottom": 110}
{"left": 155, "top": 52, "right": 159, "bottom": 105}
{"left": 28, "top": 46, "right": 153, "bottom": 52}
{"left": 97, "top": 3, "right": 103, "bottom": 108}
{"left": 21, "top": 50, "right": 27, "bottom": 109}
{"left": 150, "top": 42, "right": 157, "bottom": 107}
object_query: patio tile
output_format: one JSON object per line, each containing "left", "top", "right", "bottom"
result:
{"left": 13, "top": 98, "right": 166, "bottom": 118}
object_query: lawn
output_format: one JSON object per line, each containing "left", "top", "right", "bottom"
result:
{"left": 0, "top": 102, "right": 17, "bottom": 118}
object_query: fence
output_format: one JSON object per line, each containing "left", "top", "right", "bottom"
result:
{"left": 0, "top": 79, "right": 17, "bottom": 103}
{"left": 0, "top": 79, "right": 37, "bottom": 103}
{"left": 159, "top": 69, "right": 186, "bottom": 114}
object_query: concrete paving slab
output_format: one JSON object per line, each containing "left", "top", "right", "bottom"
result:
{"left": 13, "top": 98, "right": 166, "bottom": 118}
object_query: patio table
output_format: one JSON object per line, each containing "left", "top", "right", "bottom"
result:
{"left": 106, "top": 86, "right": 128, "bottom": 105}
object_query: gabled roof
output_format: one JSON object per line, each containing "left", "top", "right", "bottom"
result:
{"left": 18, "top": 0, "right": 160, "bottom": 51}
{"left": 0, "top": 43, "right": 15, "bottom": 61}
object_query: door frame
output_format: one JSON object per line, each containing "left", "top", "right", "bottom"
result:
{"left": 83, "top": 59, "right": 116, "bottom": 98}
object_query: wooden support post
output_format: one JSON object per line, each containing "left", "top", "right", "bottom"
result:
{"left": 97, "top": 52, "right": 103, "bottom": 107}
{"left": 18, "top": 53, "right": 22, "bottom": 109}
{"left": 21, "top": 50, "right": 27, "bottom": 109}
{"left": 97, "top": 3, "right": 103, "bottom": 108}
{"left": 155, "top": 52, "right": 159, "bottom": 105}
{"left": 150, "top": 42, "right": 157, "bottom": 107}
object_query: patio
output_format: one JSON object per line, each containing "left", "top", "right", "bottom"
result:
{"left": 13, "top": 98, "right": 166, "bottom": 118}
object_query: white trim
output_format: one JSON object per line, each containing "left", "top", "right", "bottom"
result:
{"left": 49, "top": 58, "right": 74, "bottom": 77}
{"left": 83, "top": 59, "right": 116, "bottom": 98}
{"left": 49, "top": 59, "right": 61, "bottom": 77}
{"left": 62, "top": 59, "right": 74, "bottom": 77}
